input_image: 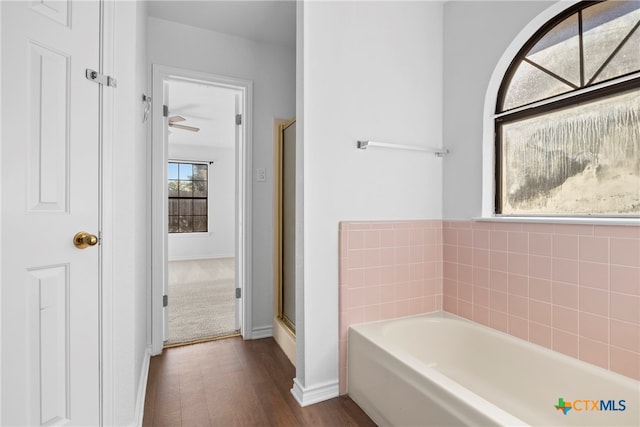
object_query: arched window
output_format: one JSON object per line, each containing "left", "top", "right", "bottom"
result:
{"left": 495, "top": 0, "right": 639, "bottom": 216}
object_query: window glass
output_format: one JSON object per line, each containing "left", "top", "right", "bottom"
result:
{"left": 168, "top": 162, "right": 179, "bottom": 180}
{"left": 500, "top": 89, "right": 639, "bottom": 215}
{"left": 526, "top": 13, "right": 581, "bottom": 87}
{"left": 502, "top": 61, "right": 574, "bottom": 111}
{"left": 168, "top": 162, "right": 208, "bottom": 233}
{"left": 496, "top": 1, "right": 640, "bottom": 217}
{"left": 583, "top": 1, "right": 640, "bottom": 83}
{"left": 593, "top": 27, "right": 640, "bottom": 83}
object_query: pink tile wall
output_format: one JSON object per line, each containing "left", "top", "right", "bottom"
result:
{"left": 442, "top": 220, "right": 640, "bottom": 381}
{"left": 338, "top": 220, "right": 443, "bottom": 394}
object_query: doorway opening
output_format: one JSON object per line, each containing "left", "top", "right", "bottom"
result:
{"left": 151, "top": 65, "right": 253, "bottom": 354}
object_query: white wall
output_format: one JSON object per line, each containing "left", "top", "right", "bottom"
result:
{"left": 442, "top": 1, "right": 556, "bottom": 219}
{"left": 0, "top": 2, "right": 3, "bottom": 422}
{"left": 295, "top": 1, "right": 444, "bottom": 405}
{"left": 110, "top": 1, "right": 149, "bottom": 425}
{"left": 168, "top": 145, "right": 235, "bottom": 260}
{"left": 0, "top": 1, "right": 3, "bottom": 420}
{"left": 148, "top": 17, "right": 296, "bottom": 335}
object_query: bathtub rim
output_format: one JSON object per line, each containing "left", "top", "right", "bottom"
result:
{"left": 348, "top": 311, "right": 640, "bottom": 426}
{"left": 349, "top": 310, "right": 639, "bottom": 386}
{"left": 348, "top": 312, "right": 530, "bottom": 426}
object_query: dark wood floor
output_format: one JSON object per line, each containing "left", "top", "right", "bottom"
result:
{"left": 143, "top": 336, "right": 377, "bottom": 426}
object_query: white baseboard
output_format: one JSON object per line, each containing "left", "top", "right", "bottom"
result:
{"left": 291, "top": 378, "right": 339, "bottom": 407}
{"left": 250, "top": 324, "right": 273, "bottom": 339}
{"left": 130, "top": 346, "right": 151, "bottom": 427}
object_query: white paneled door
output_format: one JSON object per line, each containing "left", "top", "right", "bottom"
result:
{"left": 1, "top": 1, "right": 102, "bottom": 426}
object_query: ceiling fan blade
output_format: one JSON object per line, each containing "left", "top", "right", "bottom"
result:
{"left": 169, "top": 123, "right": 200, "bottom": 132}
{"left": 168, "top": 115, "right": 186, "bottom": 124}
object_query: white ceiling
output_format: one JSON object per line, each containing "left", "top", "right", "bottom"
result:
{"left": 150, "top": 1, "right": 296, "bottom": 149}
{"left": 167, "top": 80, "right": 237, "bottom": 149}
{"left": 148, "top": 0, "right": 296, "bottom": 48}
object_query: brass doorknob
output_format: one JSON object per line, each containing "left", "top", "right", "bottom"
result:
{"left": 73, "top": 231, "right": 99, "bottom": 249}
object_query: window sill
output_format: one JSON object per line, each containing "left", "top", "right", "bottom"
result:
{"left": 168, "top": 232, "right": 212, "bottom": 238}
{"left": 474, "top": 216, "right": 639, "bottom": 226}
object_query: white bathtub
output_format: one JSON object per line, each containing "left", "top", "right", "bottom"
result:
{"left": 348, "top": 312, "right": 639, "bottom": 427}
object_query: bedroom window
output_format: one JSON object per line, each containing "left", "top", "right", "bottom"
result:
{"left": 168, "top": 162, "right": 208, "bottom": 233}
{"left": 495, "top": 0, "right": 640, "bottom": 216}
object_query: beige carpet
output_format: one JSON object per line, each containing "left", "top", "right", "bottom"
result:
{"left": 166, "top": 258, "right": 238, "bottom": 345}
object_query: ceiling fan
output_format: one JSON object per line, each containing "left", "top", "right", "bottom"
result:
{"left": 168, "top": 115, "right": 200, "bottom": 132}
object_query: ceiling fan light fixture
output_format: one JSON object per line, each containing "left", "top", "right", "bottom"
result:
{"left": 167, "top": 115, "right": 199, "bottom": 132}
{"left": 169, "top": 123, "right": 200, "bottom": 132}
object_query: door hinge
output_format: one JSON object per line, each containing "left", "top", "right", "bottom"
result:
{"left": 163, "top": 105, "right": 169, "bottom": 118}
{"left": 85, "top": 69, "right": 117, "bottom": 88}
{"left": 163, "top": 295, "right": 168, "bottom": 307}
{"left": 235, "top": 114, "right": 242, "bottom": 125}
{"left": 235, "top": 288, "right": 241, "bottom": 299}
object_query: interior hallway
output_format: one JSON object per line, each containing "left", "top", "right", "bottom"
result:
{"left": 142, "top": 337, "right": 375, "bottom": 426}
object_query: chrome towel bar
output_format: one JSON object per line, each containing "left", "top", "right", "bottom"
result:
{"left": 357, "top": 140, "right": 449, "bottom": 157}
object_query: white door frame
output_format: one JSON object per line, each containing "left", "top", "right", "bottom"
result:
{"left": 0, "top": 2, "right": 4, "bottom": 423}
{"left": 100, "top": 1, "right": 115, "bottom": 424}
{"left": 150, "top": 64, "right": 253, "bottom": 354}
